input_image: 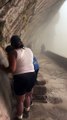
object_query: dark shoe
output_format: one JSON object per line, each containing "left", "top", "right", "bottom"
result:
{"left": 14, "top": 115, "right": 23, "bottom": 120}
{"left": 14, "top": 117, "right": 22, "bottom": 120}
{"left": 23, "top": 109, "right": 29, "bottom": 118}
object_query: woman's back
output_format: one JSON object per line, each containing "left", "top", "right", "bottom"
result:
{"left": 14, "top": 47, "right": 34, "bottom": 75}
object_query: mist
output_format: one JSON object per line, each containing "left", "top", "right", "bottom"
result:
{"left": 23, "top": 0, "right": 67, "bottom": 58}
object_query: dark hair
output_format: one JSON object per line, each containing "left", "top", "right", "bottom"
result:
{"left": 5, "top": 45, "right": 13, "bottom": 53}
{"left": 10, "top": 35, "right": 24, "bottom": 49}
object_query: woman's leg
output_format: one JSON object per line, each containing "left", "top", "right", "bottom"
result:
{"left": 25, "top": 91, "right": 32, "bottom": 109}
{"left": 35, "top": 69, "right": 39, "bottom": 80}
{"left": 16, "top": 95, "right": 25, "bottom": 119}
{"left": 23, "top": 91, "right": 32, "bottom": 118}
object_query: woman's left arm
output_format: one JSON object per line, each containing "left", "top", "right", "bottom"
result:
{"left": 9, "top": 51, "right": 17, "bottom": 73}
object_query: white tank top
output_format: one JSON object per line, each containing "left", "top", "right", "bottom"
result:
{"left": 14, "top": 47, "right": 34, "bottom": 75}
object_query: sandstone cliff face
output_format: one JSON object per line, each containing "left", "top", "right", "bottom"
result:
{"left": 0, "top": 0, "right": 59, "bottom": 45}
{"left": 0, "top": 0, "right": 37, "bottom": 44}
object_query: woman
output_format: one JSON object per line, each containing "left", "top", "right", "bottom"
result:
{"left": 9, "top": 35, "right": 36, "bottom": 120}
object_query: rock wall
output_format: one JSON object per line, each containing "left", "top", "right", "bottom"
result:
{"left": 0, "top": 69, "right": 12, "bottom": 120}
{"left": 0, "top": 0, "right": 60, "bottom": 45}
{"left": 0, "top": 0, "right": 37, "bottom": 45}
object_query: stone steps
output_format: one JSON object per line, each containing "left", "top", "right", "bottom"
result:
{"left": 33, "top": 80, "right": 47, "bottom": 103}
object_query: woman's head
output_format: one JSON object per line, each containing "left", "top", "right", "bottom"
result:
{"left": 10, "top": 35, "right": 24, "bottom": 49}
{"left": 5, "top": 45, "right": 13, "bottom": 53}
